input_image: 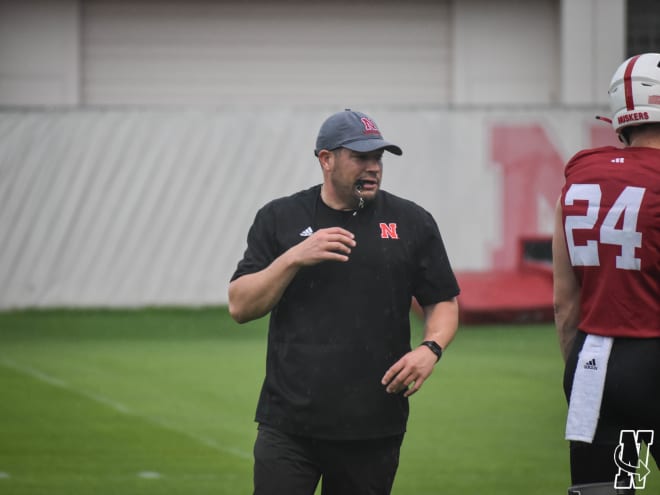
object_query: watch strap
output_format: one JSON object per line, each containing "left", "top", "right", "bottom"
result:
{"left": 420, "top": 340, "right": 443, "bottom": 362}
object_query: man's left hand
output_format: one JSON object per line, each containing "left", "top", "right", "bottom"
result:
{"left": 381, "top": 346, "right": 438, "bottom": 397}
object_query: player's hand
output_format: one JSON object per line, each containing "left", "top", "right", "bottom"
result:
{"left": 291, "top": 227, "right": 356, "bottom": 266}
{"left": 381, "top": 346, "right": 438, "bottom": 397}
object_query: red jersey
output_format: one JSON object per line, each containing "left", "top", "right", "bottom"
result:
{"left": 560, "top": 145, "right": 660, "bottom": 338}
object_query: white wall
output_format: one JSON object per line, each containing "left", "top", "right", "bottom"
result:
{"left": 452, "top": 0, "right": 559, "bottom": 104}
{"left": 0, "top": 107, "right": 618, "bottom": 308}
{"left": 0, "top": 0, "right": 627, "bottom": 107}
{"left": 0, "top": 0, "right": 80, "bottom": 105}
{"left": 450, "top": 0, "right": 625, "bottom": 106}
{"left": 0, "top": 0, "right": 630, "bottom": 308}
{"left": 81, "top": 0, "right": 453, "bottom": 106}
{"left": 560, "top": 0, "right": 625, "bottom": 105}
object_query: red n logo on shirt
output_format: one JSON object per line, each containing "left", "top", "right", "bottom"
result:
{"left": 379, "top": 223, "right": 399, "bottom": 239}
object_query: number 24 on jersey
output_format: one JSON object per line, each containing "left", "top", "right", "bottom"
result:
{"left": 564, "top": 184, "right": 646, "bottom": 271}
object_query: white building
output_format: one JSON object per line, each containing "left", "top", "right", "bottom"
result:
{"left": 0, "top": 0, "right": 656, "bottom": 308}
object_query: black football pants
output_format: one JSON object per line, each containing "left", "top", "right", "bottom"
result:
{"left": 564, "top": 331, "right": 660, "bottom": 485}
{"left": 253, "top": 424, "right": 404, "bottom": 495}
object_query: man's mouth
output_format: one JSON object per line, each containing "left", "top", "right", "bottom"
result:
{"left": 356, "top": 179, "right": 378, "bottom": 191}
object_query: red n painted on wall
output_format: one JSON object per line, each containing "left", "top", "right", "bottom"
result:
{"left": 490, "top": 124, "right": 619, "bottom": 270}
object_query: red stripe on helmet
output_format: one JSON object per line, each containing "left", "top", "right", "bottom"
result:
{"left": 624, "top": 55, "right": 641, "bottom": 111}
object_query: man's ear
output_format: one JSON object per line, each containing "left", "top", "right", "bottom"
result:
{"left": 318, "top": 149, "right": 333, "bottom": 171}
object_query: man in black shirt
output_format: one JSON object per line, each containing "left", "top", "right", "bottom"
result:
{"left": 229, "top": 109, "right": 460, "bottom": 495}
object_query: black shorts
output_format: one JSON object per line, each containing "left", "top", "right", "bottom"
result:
{"left": 253, "top": 424, "right": 404, "bottom": 495}
{"left": 564, "top": 331, "right": 660, "bottom": 484}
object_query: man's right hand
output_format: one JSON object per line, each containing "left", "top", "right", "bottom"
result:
{"left": 290, "top": 227, "right": 356, "bottom": 266}
{"left": 229, "top": 227, "right": 356, "bottom": 323}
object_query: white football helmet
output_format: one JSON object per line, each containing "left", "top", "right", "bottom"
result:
{"left": 608, "top": 52, "right": 660, "bottom": 142}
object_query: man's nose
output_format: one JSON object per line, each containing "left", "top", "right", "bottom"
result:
{"left": 364, "top": 158, "right": 383, "bottom": 170}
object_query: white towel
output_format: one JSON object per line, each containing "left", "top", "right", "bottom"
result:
{"left": 565, "top": 334, "right": 614, "bottom": 443}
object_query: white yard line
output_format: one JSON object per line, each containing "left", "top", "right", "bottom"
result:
{"left": 0, "top": 357, "right": 251, "bottom": 461}
{"left": 138, "top": 471, "right": 162, "bottom": 479}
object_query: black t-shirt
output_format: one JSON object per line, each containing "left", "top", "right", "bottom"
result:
{"left": 231, "top": 185, "right": 459, "bottom": 439}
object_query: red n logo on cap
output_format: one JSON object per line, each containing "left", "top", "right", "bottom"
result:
{"left": 379, "top": 223, "right": 399, "bottom": 239}
{"left": 361, "top": 117, "right": 380, "bottom": 135}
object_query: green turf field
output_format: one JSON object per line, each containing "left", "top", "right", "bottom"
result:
{"left": 0, "top": 308, "right": 657, "bottom": 495}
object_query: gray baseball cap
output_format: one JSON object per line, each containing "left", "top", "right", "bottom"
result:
{"left": 314, "top": 109, "right": 403, "bottom": 157}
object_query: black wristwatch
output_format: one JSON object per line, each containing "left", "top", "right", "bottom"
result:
{"left": 420, "top": 341, "right": 443, "bottom": 362}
